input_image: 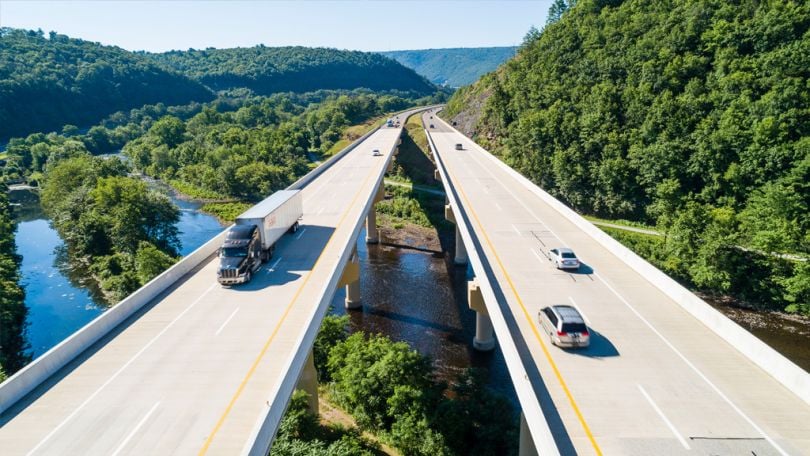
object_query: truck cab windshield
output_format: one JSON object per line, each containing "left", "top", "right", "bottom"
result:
{"left": 221, "top": 247, "right": 248, "bottom": 258}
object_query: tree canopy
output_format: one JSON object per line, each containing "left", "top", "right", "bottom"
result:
{"left": 0, "top": 28, "right": 213, "bottom": 141}
{"left": 446, "top": 0, "right": 809, "bottom": 314}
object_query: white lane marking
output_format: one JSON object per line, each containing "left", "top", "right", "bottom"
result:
{"left": 531, "top": 248, "right": 548, "bottom": 268}
{"left": 482, "top": 186, "right": 490, "bottom": 194}
{"left": 462, "top": 143, "right": 790, "bottom": 456}
{"left": 26, "top": 283, "right": 217, "bottom": 456}
{"left": 567, "top": 297, "right": 591, "bottom": 325}
{"left": 317, "top": 207, "right": 325, "bottom": 216}
{"left": 637, "top": 385, "right": 690, "bottom": 450}
{"left": 494, "top": 202, "right": 503, "bottom": 211}
{"left": 295, "top": 228, "right": 307, "bottom": 240}
{"left": 214, "top": 308, "right": 240, "bottom": 336}
{"left": 266, "top": 257, "right": 283, "bottom": 275}
{"left": 110, "top": 401, "right": 161, "bottom": 456}
{"left": 511, "top": 224, "right": 521, "bottom": 236}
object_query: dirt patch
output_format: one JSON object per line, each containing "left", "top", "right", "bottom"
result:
{"left": 378, "top": 215, "right": 445, "bottom": 254}
{"left": 318, "top": 396, "right": 400, "bottom": 456}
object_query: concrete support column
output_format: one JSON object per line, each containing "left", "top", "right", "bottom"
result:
{"left": 297, "top": 350, "right": 319, "bottom": 415}
{"left": 468, "top": 279, "right": 495, "bottom": 351}
{"left": 366, "top": 186, "right": 385, "bottom": 244}
{"left": 342, "top": 246, "right": 361, "bottom": 309}
{"left": 519, "top": 412, "right": 538, "bottom": 456}
{"left": 365, "top": 206, "right": 378, "bottom": 244}
{"left": 454, "top": 225, "right": 468, "bottom": 265}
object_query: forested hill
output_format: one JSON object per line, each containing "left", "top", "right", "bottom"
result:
{"left": 380, "top": 47, "right": 517, "bottom": 87}
{"left": 446, "top": 1, "right": 809, "bottom": 314}
{"left": 147, "top": 46, "right": 437, "bottom": 96}
{"left": 0, "top": 28, "right": 213, "bottom": 141}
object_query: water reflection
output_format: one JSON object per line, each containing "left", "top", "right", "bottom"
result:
{"left": 10, "top": 189, "right": 224, "bottom": 358}
{"left": 331, "top": 231, "right": 517, "bottom": 403}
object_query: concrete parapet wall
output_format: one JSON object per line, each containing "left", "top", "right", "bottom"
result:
{"left": 0, "top": 107, "right": 427, "bottom": 416}
{"left": 433, "top": 113, "right": 810, "bottom": 406}
{"left": 0, "top": 229, "right": 228, "bottom": 414}
{"left": 425, "top": 121, "right": 561, "bottom": 456}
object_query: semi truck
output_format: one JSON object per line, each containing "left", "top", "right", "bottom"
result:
{"left": 217, "top": 189, "right": 303, "bottom": 285}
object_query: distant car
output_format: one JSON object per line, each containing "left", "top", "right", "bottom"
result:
{"left": 430, "top": 116, "right": 433, "bottom": 119}
{"left": 455, "top": 143, "right": 463, "bottom": 150}
{"left": 372, "top": 149, "right": 382, "bottom": 156}
{"left": 538, "top": 305, "right": 590, "bottom": 348}
{"left": 452, "top": 121, "right": 457, "bottom": 126}
{"left": 549, "top": 247, "right": 580, "bottom": 270}
{"left": 429, "top": 124, "right": 435, "bottom": 128}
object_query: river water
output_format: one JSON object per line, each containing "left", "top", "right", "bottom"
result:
{"left": 9, "top": 188, "right": 808, "bottom": 401}
{"left": 10, "top": 189, "right": 224, "bottom": 358}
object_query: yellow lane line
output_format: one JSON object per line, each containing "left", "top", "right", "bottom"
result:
{"left": 198, "top": 147, "right": 383, "bottom": 455}
{"left": 438, "top": 137, "right": 603, "bottom": 455}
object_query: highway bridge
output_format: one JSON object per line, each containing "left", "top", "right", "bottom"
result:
{"left": 425, "top": 109, "right": 810, "bottom": 455}
{"left": 1, "top": 105, "right": 809, "bottom": 456}
{"left": 0, "top": 109, "right": 422, "bottom": 455}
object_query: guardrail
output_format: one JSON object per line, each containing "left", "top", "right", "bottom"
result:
{"left": 244, "top": 107, "right": 430, "bottom": 456}
{"left": 0, "top": 107, "right": 425, "bottom": 415}
{"left": 432, "top": 112, "right": 810, "bottom": 406}
{"left": 423, "top": 109, "right": 562, "bottom": 456}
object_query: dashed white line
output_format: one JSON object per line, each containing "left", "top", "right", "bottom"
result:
{"left": 531, "top": 248, "right": 548, "bottom": 267}
{"left": 494, "top": 202, "right": 503, "bottom": 211}
{"left": 317, "top": 207, "right": 325, "bottom": 215}
{"left": 295, "top": 228, "right": 307, "bottom": 239}
{"left": 462, "top": 142, "right": 790, "bottom": 456}
{"left": 511, "top": 224, "right": 521, "bottom": 236}
{"left": 110, "top": 401, "right": 161, "bottom": 456}
{"left": 567, "top": 296, "right": 591, "bottom": 325}
{"left": 266, "top": 257, "right": 283, "bottom": 275}
{"left": 26, "top": 283, "right": 216, "bottom": 456}
{"left": 215, "top": 308, "right": 240, "bottom": 336}
{"left": 637, "top": 385, "right": 690, "bottom": 450}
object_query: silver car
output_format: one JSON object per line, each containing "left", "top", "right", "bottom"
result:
{"left": 538, "top": 305, "right": 590, "bottom": 348}
{"left": 549, "top": 247, "right": 580, "bottom": 270}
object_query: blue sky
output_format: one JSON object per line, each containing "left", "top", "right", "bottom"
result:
{"left": 0, "top": 1, "right": 551, "bottom": 52}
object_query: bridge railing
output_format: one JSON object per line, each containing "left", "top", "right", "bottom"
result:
{"left": 0, "top": 107, "right": 425, "bottom": 415}
{"left": 424, "top": 111, "right": 562, "bottom": 456}
{"left": 433, "top": 112, "right": 810, "bottom": 406}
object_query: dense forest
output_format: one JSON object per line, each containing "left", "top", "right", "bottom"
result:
{"left": 2, "top": 91, "right": 417, "bottom": 302}
{"left": 147, "top": 46, "right": 437, "bottom": 96}
{"left": 0, "top": 28, "right": 213, "bottom": 141}
{"left": 0, "top": 186, "right": 28, "bottom": 378}
{"left": 0, "top": 28, "right": 441, "bottom": 143}
{"left": 446, "top": 0, "right": 809, "bottom": 314}
{"left": 380, "top": 47, "right": 517, "bottom": 87}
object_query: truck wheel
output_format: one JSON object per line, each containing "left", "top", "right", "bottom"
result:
{"left": 245, "top": 270, "right": 252, "bottom": 283}
{"left": 260, "top": 250, "right": 269, "bottom": 263}
{"left": 289, "top": 222, "right": 299, "bottom": 234}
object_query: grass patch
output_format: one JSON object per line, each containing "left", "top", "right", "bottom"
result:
{"left": 201, "top": 202, "right": 251, "bottom": 223}
{"left": 325, "top": 117, "right": 387, "bottom": 156}
{"left": 584, "top": 215, "right": 658, "bottom": 231}
{"left": 168, "top": 179, "right": 227, "bottom": 200}
{"left": 376, "top": 184, "right": 451, "bottom": 230}
{"left": 405, "top": 113, "right": 428, "bottom": 152}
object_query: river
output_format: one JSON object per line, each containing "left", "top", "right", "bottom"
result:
{"left": 9, "top": 188, "right": 808, "bottom": 401}
{"left": 10, "top": 189, "right": 224, "bottom": 358}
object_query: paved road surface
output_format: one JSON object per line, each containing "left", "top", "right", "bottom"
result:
{"left": 425, "top": 110, "right": 810, "bottom": 456}
{"left": 0, "top": 126, "right": 403, "bottom": 455}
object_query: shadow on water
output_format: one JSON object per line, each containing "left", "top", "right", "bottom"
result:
{"left": 330, "top": 228, "right": 518, "bottom": 405}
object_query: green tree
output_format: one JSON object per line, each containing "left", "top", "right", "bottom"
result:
{"left": 135, "top": 241, "right": 177, "bottom": 284}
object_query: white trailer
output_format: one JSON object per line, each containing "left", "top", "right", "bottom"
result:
{"left": 236, "top": 189, "right": 303, "bottom": 253}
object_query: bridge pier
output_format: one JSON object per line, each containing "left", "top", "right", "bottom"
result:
{"left": 468, "top": 279, "right": 495, "bottom": 351}
{"left": 297, "top": 350, "right": 319, "bottom": 415}
{"left": 454, "top": 225, "right": 468, "bottom": 265}
{"left": 366, "top": 186, "right": 385, "bottom": 244}
{"left": 519, "top": 412, "right": 538, "bottom": 456}
{"left": 341, "top": 246, "right": 362, "bottom": 309}
{"left": 445, "top": 204, "right": 468, "bottom": 265}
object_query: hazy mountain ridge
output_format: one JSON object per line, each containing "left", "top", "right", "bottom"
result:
{"left": 380, "top": 47, "right": 517, "bottom": 87}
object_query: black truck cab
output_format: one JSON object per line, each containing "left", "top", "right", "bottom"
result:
{"left": 217, "top": 225, "right": 264, "bottom": 285}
